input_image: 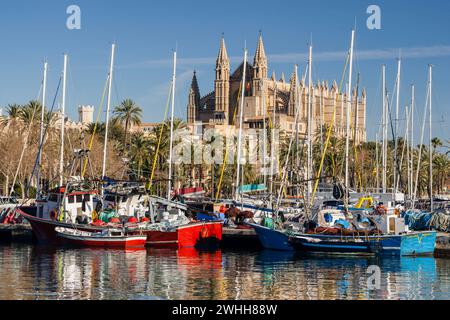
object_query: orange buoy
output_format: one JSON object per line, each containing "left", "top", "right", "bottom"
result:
{"left": 140, "top": 217, "right": 150, "bottom": 223}
{"left": 109, "top": 217, "right": 120, "bottom": 223}
{"left": 128, "top": 217, "right": 138, "bottom": 223}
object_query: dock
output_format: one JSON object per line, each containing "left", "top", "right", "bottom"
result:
{"left": 0, "top": 224, "right": 33, "bottom": 242}
{"left": 435, "top": 233, "right": 450, "bottom": 257}
{"left": 221, "top": 227, "right": 261, "bottom": 249}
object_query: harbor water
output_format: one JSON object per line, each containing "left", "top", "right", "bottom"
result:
{"left": 0, "top": 243, "right": 449, "bottom": 300}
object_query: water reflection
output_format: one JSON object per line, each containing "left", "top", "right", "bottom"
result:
{"left": 0, "top": 244, "right": 449, "bottom": 300}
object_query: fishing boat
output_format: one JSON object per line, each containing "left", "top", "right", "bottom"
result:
{"left": 17, "top": 185, "right": 106, "bottom": 244}
{"left": 132, "top": 196, "right": 223, "bottom": 248}
{"left": 55, "top": 227, "right": 147, "bottom": 248}
{"left": 288, "top": 231, "right": 437, "bottom": 256}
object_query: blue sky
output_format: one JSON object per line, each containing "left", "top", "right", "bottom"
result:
{"left": 0, "top": 0, "right": 449, "bottom": 141}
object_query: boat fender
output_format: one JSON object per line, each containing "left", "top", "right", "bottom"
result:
{"left": 92, "top": 210, "right": 98, "bottom": 222}
{"left": 200, "top": 225, "right": 210, "bottom": 239}
{"left": 376, "top": 205, "right": 387, "bottom": 215}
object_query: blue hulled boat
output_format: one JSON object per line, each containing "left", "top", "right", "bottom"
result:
{"left": 249, "top": 222, "right": 293, "bottom": 251}
{"left": 288, "top": 231, "right": 437, "bottom": 256}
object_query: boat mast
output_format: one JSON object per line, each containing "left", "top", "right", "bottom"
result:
{"left": 345, "top": 30, "right": 355, "bottom": 209}
{"left": 269, "top": 82, "right": 277, "bottom": 203}
{"left": 234, "top": 48, "right": 248, "bottom": 201}
{"left": 37, "top": 61, "right": 48, "bottom": 198}
{"left": 294, "top": 65, "right": 300, "bottom": 201}
{"left": 262, "top": 79, "right": 267, "bottom": 187}
{"left": 410, "top": 84, "right": 415, "bottom": 206}
{"left": 382, "top": 65, "right": 387, "bottom": 193}
{"left": 167, "top": 50, "right": 177, "bottom": 201}
{"left": 306, "top": 45, "right": 313, "bottom": 208}
{"left": 101, "top": 43, "right": 116, "bottom": 184}
{"left": 428, "top": 65, "right": 433, "bottom": 212}
{"left": 376, "top": 133, "right": 379, "bottom": 191}
{"left": 59, "top": 54, "right": 68, "bottom": 186}
{"left": 394, "top": 57, "right": 401, "bottom": 197}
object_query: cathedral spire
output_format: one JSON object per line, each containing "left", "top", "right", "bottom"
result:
{"left": 252, "top": 33, "right": 268, "bottom": 98}
{"left": 215, "top": 36, "right": 230, "bottom": 123}
{"left": 253, "top": 33, "right": 268, "bottom": 79}
{"left": 216, "top": 36, "right": 229, "bottom": 68}
{"left": 187, "top": 71, "right": 201, "bottom": 124}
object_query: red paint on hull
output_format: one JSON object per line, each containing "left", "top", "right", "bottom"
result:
{"left": 61, "top": 238, "right": 146, "bottom": 248}
{"left": 142, "top": 221, "right": 223, "bottom": 248}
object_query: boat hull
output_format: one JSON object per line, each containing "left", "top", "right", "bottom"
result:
{"left": 17, "top": 209, "right": 106, "bottom": 244}
{"left": 142, "top": 221, "right": 223, "bottom": 249}
{"left": 57, "top": 232, "right": 146, "bottom": 248}
{"left": 249, "top": 223, "right": 293, "bottom": 251}
{"left": 288, "top": 231, "right": 437, "bottom": 256}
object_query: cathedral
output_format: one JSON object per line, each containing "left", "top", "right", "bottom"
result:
{"left": 186, "top": 35, "right": 367, "bottom": 144}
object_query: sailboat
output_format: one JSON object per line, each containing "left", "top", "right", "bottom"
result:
{"left": 18, "top": 47, "right": 140, "bottom": 243}
{"left": 287, "top": 31, "right": 436, "bottom": 256}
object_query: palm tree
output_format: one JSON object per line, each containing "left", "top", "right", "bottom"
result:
{"left": 20, "top": 100, "right": 42, "bottom": 127}
{"left": 113, "top": 99, "right": 142, "bottom": 148}
{"left": 128, "top": 132, "right": 150, "bottom": 180}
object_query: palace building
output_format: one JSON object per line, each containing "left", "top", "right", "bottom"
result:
{"left": 186, "top": 35, "right": 367, "bottom": 143}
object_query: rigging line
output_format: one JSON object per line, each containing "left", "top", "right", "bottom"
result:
{"left": 26, "top": 76, "right": 63, "bottom": 196}
{"left": 277, "top": 66, "right": 309, "bottom": 204}
{"left": 148, "top": 83, "right": 172, "bottom": 190}
{"left": 215, "top": 80, "right": 243, "bottom": 201}
{"left": 81, "top": 75, "right": 110, "bottom": 178}
{"left": 310, "top": 51, "right": 350, "bottom": 206}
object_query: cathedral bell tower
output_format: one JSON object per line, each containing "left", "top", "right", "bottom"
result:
{"left": 214, "top": 37, "right": 230, "bottom": 124}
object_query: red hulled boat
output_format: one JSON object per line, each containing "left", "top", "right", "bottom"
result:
{"left": 138, "top": 221, "right": 223, "bottom": 249}
{"left": 55, "top": 227, "right": 147, "bottom": 248}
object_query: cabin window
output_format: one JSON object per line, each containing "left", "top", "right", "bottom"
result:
{"left": 122, "top": 196, "right": 127, "bottom": 203}
{"left": 76, "top": 195, "right": 83, "bottom": 203}
{"left": 68, "top": 195, "right": 75, "bottom": 204}
{"left": 84, "top": 194, "right": 90, "bottom": 202}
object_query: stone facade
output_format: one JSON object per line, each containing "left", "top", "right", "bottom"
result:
{"left": 186, "top": 35, "right": 367, "bottom": 143}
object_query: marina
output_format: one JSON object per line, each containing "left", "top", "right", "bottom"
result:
{"left": 0, "top": 0, "right": 449, "bottom": 304}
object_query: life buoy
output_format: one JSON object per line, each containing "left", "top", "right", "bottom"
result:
{"left": 50, "top": 209, "right": 58, "bottom": 221}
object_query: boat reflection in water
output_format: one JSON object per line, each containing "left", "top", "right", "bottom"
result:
{"left": 0, "top": 244, "right": 449, "bottom": 300}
